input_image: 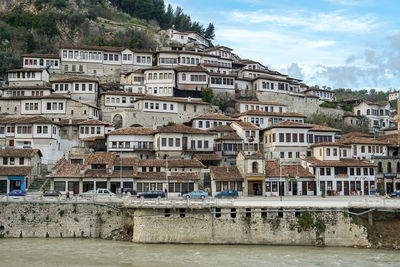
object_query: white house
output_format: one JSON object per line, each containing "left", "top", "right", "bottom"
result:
{"left": 7, "top": 68, "right": 50, "bottom": 87}
{"left": 22, "top": 54, "right": 61, "bottom": 73}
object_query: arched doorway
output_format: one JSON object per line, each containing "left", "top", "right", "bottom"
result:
{"left": 112, "top": 114, "right": 123, "bottom": 129}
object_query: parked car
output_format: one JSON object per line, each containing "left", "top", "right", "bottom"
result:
{"left": 8, "top": 190, "right": 25, "bottom": 196}
{"left": 43, "top": 190, "right": 62, "bottom": 197}
{"left": 215, "top": 190, "right": 239, "bottom": 199}
{"left": 137, "top": 190, "right": 165, "bottom": 198}
{"left": 96, "top": 188, "right": 115, "bottom": 195}
{"left": 182, "top": 190, "right": 208, "bottom": 199}
{"left": 390, "top": 190, "right": 400, "bottom": 198}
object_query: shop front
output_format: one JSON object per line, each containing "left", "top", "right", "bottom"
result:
{"left": 8, "top": 176, "right": 25, "bottom": 192}
{"left": 247, "top": 177, "right": 265, "bottom": 196}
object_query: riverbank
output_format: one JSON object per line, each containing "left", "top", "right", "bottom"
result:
{"left": 1, "top": 202, "right": 400, "bottom": 249}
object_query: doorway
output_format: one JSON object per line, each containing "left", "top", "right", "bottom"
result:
{"left": 302, "top": 182, "right": 307, "bottom": 195}
{"left": 292, "top": 182, "right": 298, "bottom": 195}
{"left": 344, "top": 181, "right": 349, "bottom": 195}
{"left": 248, "top": 181, "right": 262, "bottom": 196}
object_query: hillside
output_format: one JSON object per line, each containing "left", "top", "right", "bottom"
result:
{"left": 333, "top": 88, "right": 390, "bottom": 102}
{"left": 0, "top": 0, "right": 215, "bottom": 79}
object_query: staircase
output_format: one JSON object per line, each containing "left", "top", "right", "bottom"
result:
{"left": 28, "top": 177, "right": 50, "bottom": 192}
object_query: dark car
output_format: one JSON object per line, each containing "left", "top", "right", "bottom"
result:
{"left": 8, "top": 190, "right": 25, "bottom": 196}
{"left": 390, "top": 190, "right": 400, "bottom": 198}
{"left": 43, "top": 190, "right": 62, "bottom": 197}
{"left": 137, "top": 190, "right": 165, "bottom": 198}
{"left": 215, "top": 190, "right": 239, "bottom": 199}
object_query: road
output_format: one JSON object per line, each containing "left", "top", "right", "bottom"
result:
{"left": 1, "top": 194, "right": 400, "bottom": 209}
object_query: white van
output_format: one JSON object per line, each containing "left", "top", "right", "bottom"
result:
{"left": 96, "top": 189, "right": 115, "bottom": 195}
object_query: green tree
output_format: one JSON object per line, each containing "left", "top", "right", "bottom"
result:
{"left": 202, "top": 88, "right": 214, "bottom": 103}
{"left": 204, "top": 23, "right": 215, "bottom": 40}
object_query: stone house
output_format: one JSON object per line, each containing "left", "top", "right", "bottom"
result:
{"left": 302, "top": 143, "right": 376, "bottom": 196}
{"left": 0, "top": 148, "right": 42, "bottom": 194}
{"left": 6, "top": 68, "right": 50, "bottom": 87}
{"left": 209, "top": 166, "right": 243, "bottom": 196}
{"left": 22, "top": 53, "right": 61, "bottom": 74}
{"left": 0, "top": 116, "right": 62, "bottom": 166}
{"left": 190, "top": 113, "right": 238, "bottom": 130}
{"left": 265, "top": 160, "right": 315, "bottom": 197}
{"left": 230, "top": 121, "right": 260, "bottom": 152}
{"left": 106, "top": 127, "right": 155, "bottom": 159}
{"left": 352, "top": 100, "right": 390, "bottom": 132}
{"left": 51, "top": 77, "right": 100, "bottom": 107}
{"left": 236, "top": 151, "right": 265, "bottom": 196}
{"left": 154, "top": 124, "right": 215, "bottom": 159}
{"left": 235, "top": 99, "right": 287, "bottom": 113}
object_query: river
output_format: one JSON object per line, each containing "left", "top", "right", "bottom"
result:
{"left": 0, "top": 239, "right": 399, "bottom": 266}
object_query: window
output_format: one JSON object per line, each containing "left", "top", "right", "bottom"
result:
{"left": 168, "top": 138, "right": 173, "bottom": 147}
{"left": 19, "top": 157, "right": 24, "bottom": 165}
{"left": 320, "top": 168, "right": 325, "bottom": 175}
{"left": 175, "top": 138, "right": 180, "bottom": 147}
{"left": 279, "top": 133, "right": 284, "bottom": 142}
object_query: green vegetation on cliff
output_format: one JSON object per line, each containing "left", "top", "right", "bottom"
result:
{"left": 0, "top": 0, "right": 215, "bottom": 79}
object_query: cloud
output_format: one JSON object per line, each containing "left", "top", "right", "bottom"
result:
{"left": 229, "top": 9, "right": 379, "bottom": 33}
{"left": 285, "top": 63, "right": 305, "bottom": 80}
{"left": 309, "top": 33, "right": 400, "bottom": 89}
{"left": 324, "top": 0, "right": 374, "bottom": 6}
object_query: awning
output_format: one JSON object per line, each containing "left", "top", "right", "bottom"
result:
{"left": 8, "top": 176, "right": 24, "bottom": 181}
{"left": 247, "top": 177, "right": 265, "bottom": 181}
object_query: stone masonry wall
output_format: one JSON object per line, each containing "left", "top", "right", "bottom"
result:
{"left": 132, "top": 208, "right": 370, "bottom": 247}
{"left": 0, "top": 203, "right": 126, "bottom": 239}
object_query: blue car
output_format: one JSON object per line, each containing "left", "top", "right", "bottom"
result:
{"left": 8, "top": 190, "right": 25, "bottom": 196}
{"left": 390, "top": 190, "right": 400, "bottom": 198}
{"left": 215, "top": 190, "right": 239, "bottom": 199}
{"left": 182, "top": 190, "right": 208, "bottom": 199}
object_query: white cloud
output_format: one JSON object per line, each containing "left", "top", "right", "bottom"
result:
{"left": 324, "top": 0, "right": 374, "bottom": 6}
{"left": 229, "top": 9, "right": 379, "bottom": 33}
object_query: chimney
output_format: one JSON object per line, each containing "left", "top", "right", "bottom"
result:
{"left": 69, "top": 119, "right": 72, "bottom": 125}
{"left": 226, "top": 167, "right": 229, "bottom": 172}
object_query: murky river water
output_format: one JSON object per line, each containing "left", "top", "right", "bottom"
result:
{"left": 0, "top": 239, "right": 399, "bottom": 267}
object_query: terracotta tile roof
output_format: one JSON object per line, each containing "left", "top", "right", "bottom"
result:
{"left": 340, "top": 136, "right": 387, "bottom": 145}
{"left": 193, "top": 153, "right": 222, "bottom": 161}
{"left": 215, "top": 132, "right": 243, "bottom": 141}
{"left": 60, "top": 44, "right": 126, "bottom": 52}
{"left": 310, "top": 142, "right": 351, "bottom": 148}
{"left": 252, "top": 74, "right": 288, "bottom": 82}
{"left": 81, "top": 136, "right": 106, "bottom": 142}
{"left": 1, "top": 85, "right": 53, "bottom": 90}
{"left": 235, "top": 99, "right": 286, "bottom": 106}
{"left": 343, "top": 112, "right": 357, "bottom": 117}
{"left": 239, "top": 151, "right": 264, "bottom": 158}
{"left": 0, "top": 148, "right": 41, "bottom": 158}
{"left": 208, "top": 125, "right": 235, "bottom": 132}
{"left": 22, "top": 53, "right": 59, "bottom": 58}
{"left": 237, "top": 110, "right": 306, "bottom": 118}
{"left": 232, "top": 121, "right": 260, "bottom": 130}
{"left": 156, "top": 124, "right": 214, "bottom": 135}
{"left": 0, "top": 166, "right": 32, "bottom": 176}
{"left": 0, "top": 116, "right": 60, "bottom": 126}
{"left": 174, "top": 66, "right": 208, "bottom": 72}
{"left": 265, "top": 160, "right": 314, "bottom": 178}
{"left": 101, "top": 91, "right": 145, "bottom": 97}
{"left": 309, "top": 124, "right": 341, "bottom": 132}
{"left": 107, "top": 127, "right": 155, "bottom": 135}
{"left": 136, "top": 95, "right": 208, "bottom": 105}
{"left": 51, "top": 77, "right": 99, "bottom": 83}
{"left": 376, "top": 134, "right": 398, "bottom": 147}
{"left": 303, "top": 157, "right": 376, "bottom": 167}
{"left": 137, "top": 172, "right": 200, "bottom": 180}
{"left": 266, "top": 121, "right": 313, "bottom": 129}
{"left": 193, "top": 113, "right": 236, "bottom": 121}
{"left": 7, "top": 68, "right": 47, "bottom": 72}
{"left": 77, "top": 119, "right": 108, "bottom": 125}
{"left": 84, "top": 169, "right": 137, "bottom": 178}
{"left": 59, "top": 119, "right": 86, "bottom": 126}
{"left": 340, "top": 132, "right": 373, "bottom": 140}
{"left": 209, "top": 166, "right": 243, "bottom": 181}
{"left": 200, "top": 63, "right": 231, "bottom": 68}
{"left": 207, "top": 72, "right": 237, "bottom": 78}
{"left": 86, "top": 152, "right": 116, "bottom": 168}
{"left": 137, "top": 159, "right": 205, "bottom": 168}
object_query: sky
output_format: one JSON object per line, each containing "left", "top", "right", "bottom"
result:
{"left": 168, "top": 0, "right": 400, "bottom": 90}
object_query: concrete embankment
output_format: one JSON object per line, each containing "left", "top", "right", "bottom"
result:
{"left": 1, "top": 201, "right": 400, "bottom": 248}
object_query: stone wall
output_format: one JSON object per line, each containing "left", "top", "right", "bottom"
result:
{"left": 0, "top": 203, "right": 373, "bottom": 247}
{"left": 132, "top": 208, "right": 370, "bottom": 247}
{"left": 253, "top": 91, "right": 344, "bottom": 118}
{"left": 0, "top": 202, "right": 127, "bottom": 239}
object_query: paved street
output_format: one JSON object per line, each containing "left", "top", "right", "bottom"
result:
{"left": 2, "top": 193, "right": 400, "bottom": 209}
